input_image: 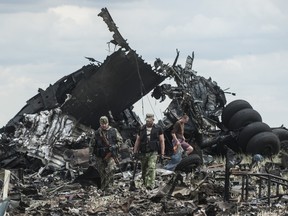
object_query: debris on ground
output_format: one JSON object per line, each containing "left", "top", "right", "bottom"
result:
{"left": 0, "top": 7, "right": 288, "bottom": 216}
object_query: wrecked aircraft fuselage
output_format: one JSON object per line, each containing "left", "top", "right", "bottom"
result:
{"left": 5, "top": 49, "right": 165, "bottom": 131}
{"left": 0, "top": 7, "right": 286, "bottom": 174}
{"left": 1, "top": 8, "right": 288, "bottom": 216}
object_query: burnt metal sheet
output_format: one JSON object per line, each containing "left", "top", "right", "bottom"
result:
{"left": 5, "top": 50, "right": 165, "bottom": 130}
{"left": 5, "top": 68, "right": 94, "bottom": 130}
{"left": 61, "top": 49, "right": 165, "bottom": 128}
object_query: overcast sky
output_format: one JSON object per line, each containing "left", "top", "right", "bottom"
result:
{"left": 0, "top": 0, "right": 287, "bottom": 128}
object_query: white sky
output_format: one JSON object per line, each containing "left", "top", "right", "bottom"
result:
{"left": 0, "top": 0, "right": 287, "bottom": 128}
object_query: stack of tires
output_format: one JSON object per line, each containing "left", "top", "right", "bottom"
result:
{"left": 221, "top": 99, "right": 280, "bottom": 156}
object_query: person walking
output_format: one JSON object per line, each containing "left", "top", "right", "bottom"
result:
{"left": 164, "top": 114, "right": 194, "bottom": 171}
{"left": 171, "top": 114, "right": 193, "bottom": 155}
{"left": 91, "top": 115, "right": 123, "bottom": 191}
{"left": 133, "top": 113, "right": 165, "bottom": 190}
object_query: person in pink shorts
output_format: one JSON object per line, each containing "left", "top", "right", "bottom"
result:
{"left": 171, "top": 114, "right": 193, "bottom": 155}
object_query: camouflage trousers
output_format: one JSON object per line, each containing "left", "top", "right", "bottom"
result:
{"left": 95, "top": 156, "right": 116, "bottom": 190}
{"left": 141, "top": 152, "right": 158, "bottom": 189}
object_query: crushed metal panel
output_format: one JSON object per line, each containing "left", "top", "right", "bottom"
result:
{"left": 5, "top": 51, "right": 165, "bottom": 131}
{"left": 61, "top": 49, "right": 166, "bottom": 128}
{"left": 4, "top": 7, "right": 166, "bottom": 131}
{"left": 5, "top": 68, "right": 95, "bottom": 130}
{"left": 98, "top": 7, "right": 131, "bottom": 51}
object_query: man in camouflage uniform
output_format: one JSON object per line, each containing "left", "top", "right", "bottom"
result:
{"left": 133, "top": 114, "right": 165, "bottom": 189}
{"left": 91, "top": 116, "right": 123, "bottom": 190}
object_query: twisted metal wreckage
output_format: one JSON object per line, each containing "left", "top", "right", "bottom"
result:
{"left": 1, "top": 7, "right": 288, "bottom": 215}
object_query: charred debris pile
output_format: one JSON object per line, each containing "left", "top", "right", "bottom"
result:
{"left": 1, "top": 7, "right": 288, "bottom": 215}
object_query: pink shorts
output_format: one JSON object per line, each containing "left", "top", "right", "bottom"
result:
{"left": 173, "top": 139, "right": 191, "bottom": 151}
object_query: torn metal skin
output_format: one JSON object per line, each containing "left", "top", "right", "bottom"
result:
{"left": 0, "top": 7, "right": 288, "bottom": 216}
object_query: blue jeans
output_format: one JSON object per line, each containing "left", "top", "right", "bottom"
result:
{"left": 164, "top": 151, "right": 182, "bottom": 171}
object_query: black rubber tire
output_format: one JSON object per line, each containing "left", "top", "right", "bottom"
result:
{"left": 221, "top": 99, "right": 252, "bottom": 127}
{"left": 281, "top": 140, "right": 288, "bottom": 152}
{"left": 238, "top": 122, "right": 271, "bottom": 152}
{"left": 272, "top": 128, "right": 288, "bottom": 142}
{"left": 175, "top": 154, "right": 202, "bottom": 172}
{"left": 246, "top": 131, "right": 280, "bottom": 156}
{"left": 228, "top": 108, "right": 262, "bottom": 130}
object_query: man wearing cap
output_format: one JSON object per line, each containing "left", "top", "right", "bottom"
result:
{"left": 91, "top": 115, "right": 123, "bottom": 191}
{"left": 133, "top": 113, "right": 165, "bottom": 190}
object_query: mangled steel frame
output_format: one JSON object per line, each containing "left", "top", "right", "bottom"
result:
{"left": 149, "top": 51, "right": 228, "bottom": 156}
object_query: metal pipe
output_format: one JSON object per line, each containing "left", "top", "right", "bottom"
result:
{"left": 241, "top": 175, "right": 245, "bottom": 201}
{"left": 268, "top": 175, "right": 271, "bottom": 205}
{"left": 224, "top": 148, "right": 230, "bottom": 202}
{"left": 259, "top": 179, "right": 262, "bottom": 199}
{"left": 245, "top": 175, "right": 249, "bottom": 201}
